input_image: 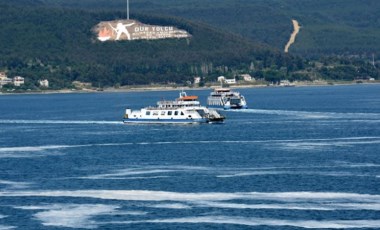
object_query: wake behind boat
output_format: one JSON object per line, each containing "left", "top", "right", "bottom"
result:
{"left": 123, "top": 91, "right": 225, "bottom": 124}
{"left": 207, "top": 88, "right": 248, "bottom": 110}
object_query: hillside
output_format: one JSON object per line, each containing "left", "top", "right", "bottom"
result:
{"left": 40, "top": 0, "right": 380, "bottom": 57}
{"left": 1, "top": 0, "right": 379, "bottom": 91}
{"left": 0, "top": 2, "right": 303, "bottom": 89}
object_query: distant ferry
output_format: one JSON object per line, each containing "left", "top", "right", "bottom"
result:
{"left": 207, "top": 88, "right": 248, "bottom": 110}
{"left": 123, "top": 92, "right": 225, "bottom": 124}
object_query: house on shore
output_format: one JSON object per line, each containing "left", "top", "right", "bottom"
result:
{"left": 193, "top": 77, "right": 201, "bottom": 84}
{"left": 0, "top": 72, "right": 12, "bottom": 88}
{"left": 39, "top": 79, "right": 49, "bottom": 88}
{"left": 217, "top": 76, "right": 225, "bottom": 82}
{"left": 240, "top": 74, "right": 255, "bottom": 82}
{"left": 13, "top": 76, "right": 25, "bottom": 87}
{"left": 224, "top": 78, "right": 236, "bottom": 84}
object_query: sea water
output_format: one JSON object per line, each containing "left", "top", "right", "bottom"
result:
{"left": 0, "top": 84, "right": 379, "bottom": 229}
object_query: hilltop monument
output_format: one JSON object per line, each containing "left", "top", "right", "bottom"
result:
{"left": 93, "top": 0, "right": 191, "bottom": 42}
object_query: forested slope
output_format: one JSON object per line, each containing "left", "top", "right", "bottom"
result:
{"left": 40, "top": 0, "right": 380, "bottom": 56}
{"left": 0, "top": 2, "right": 301, "bottom": 88}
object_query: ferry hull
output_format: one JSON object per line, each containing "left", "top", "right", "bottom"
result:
{"left": 225, "top": 105, "right": 248, "bottom": 110}
{"left": 208, "top": 105, "right": 248, "bottom": 110}
{"left": 123, "top": 118, "right": 208, "bottom": 124}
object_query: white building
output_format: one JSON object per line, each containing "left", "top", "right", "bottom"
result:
{"left": 224, "top": 78, "right": 236, "bottom": 84}
{"left": 193, "top": 77, "right": 201, "bottom": 84}
{"left": 0, "top": 72, "right": 6, "bottom": 79}
{"left": 217, "top": 76, "right": 236, "bottom": 84}
{"left": 240, "top": 74, "right": 255, "bottom": 82}
{"left": 279, "top": 80, "right": 295, "bottom": 87}
{"left": 0, "top": 78, "right": 12, "bottom": 85}
{"left": 13, "top": 76, "right": 25, "bottom": 87}
{"left": 39, "top": 79, "right": 49, "bottom": 87}
{"left": 72, "top": 81, "right": 92, "bottom": 88}
{"left": 217, "top": 76, "right": 225, "bottom": 82}
{"left": 0, "top": 72, "right": 12, "bottom": 87}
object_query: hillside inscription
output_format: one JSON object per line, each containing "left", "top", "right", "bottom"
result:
{"left": 94, "top": 19, "right": 191, "bottom": 42}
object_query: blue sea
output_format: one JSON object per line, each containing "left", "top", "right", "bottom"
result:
{"left": 0, "top": 84, "right": 380, "bottom": 229}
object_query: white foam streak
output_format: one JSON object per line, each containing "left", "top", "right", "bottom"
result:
{"left": 103, "top": 176, "right": 171, "bottom": 180}
{"left": 0, "top": 216, "right": 15, "bottom": 230}
{"left": 198, "top": 201, "right": 332, "bottom": 210}
{"left": 0, "top": 190, "right": 241, "bottom": 201}
{"left": 197, "top": 201, "right": 380, "bottom": 211}
{"left": 108, "top": 211, "right": 148, "bottom": 216}
{"left": 122, "top": 216, "right": 380, "bottom": 229}
{"left": 345, "top": 163, "right": 380, "bottom": 168}
{"left": 83, "top": 169, "right": 176, "bottom": 180}
{"left": 270, "top": 138, "right": 380, "bottom": 151}
{"left": 82, "top": 164, "right": 380, "bottom": 181}
{"left": 217, "top": 171, "right": 288, "bottom": 178}
{"left": 0, "top": 180, "right": 31, "bottom": 189}
{"left": 1, "top": 136, "right": 379, "bottom": 154}
{"left": 235, "top": 109, "right": 380, "bottom": 120}
{"left": 0, "top": 226, "right": 15, "bottom": 230}
{"left": 215, "top": 164, "right": 378, "bottom": 178}
{"left": 217, "top": 171, "right": 373, "bottom": 178}
{"left": 15, "top": 205, "right": 50, "bottom": 210}
{"left": 0, "top": 145, "right": 89, "bottom": 153}
{"left": 26, "top": 204, "right": 119, "bottom": 229}
{"left": 148, "top": 203, "right": 192, "bottom": 209}
{"left": 0, "top": 119, "right": 121, "bottom": 125}
{"left": 16, "top": 205, "right": 147, "bottom": 216}
{"left": 2, "top": 190, "right": 380, "bottom": 204}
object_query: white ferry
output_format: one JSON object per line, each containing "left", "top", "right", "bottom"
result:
{"left": 123, "top": 92, "right": 225, "bottom": 124}
{"left": 207, "top": 88, "right": 248, "bottom": 110}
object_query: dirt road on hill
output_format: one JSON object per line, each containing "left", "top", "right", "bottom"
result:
{"left": 284, "top": 19, "right": 300, "bottom": 53}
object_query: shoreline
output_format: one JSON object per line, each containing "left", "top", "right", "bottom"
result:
{"left": 0, "top": 81, "right": 379, "bottom": 96}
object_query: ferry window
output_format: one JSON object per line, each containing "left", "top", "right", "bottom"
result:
{"left": 174, "top": 111, "right": 178, "bottom": 116}
{"left": 161, "top": 111, "right": 166, "bottom": 115}
{"left": 153, "top": 112, "right": 158, "bottom": 116}
{"left": 230, "top": 98, "right": 240, "bottom": 104}
{"left": 181, "top": 111, "right": 185, "bottom": 115}
{"left": 168, "top": 111, "right": 172, "bottom": 115}
{"left": 146, "top": 111, "right": 151, "bottom": 116}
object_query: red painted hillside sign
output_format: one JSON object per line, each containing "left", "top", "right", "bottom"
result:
{"left": 94, "top": 19, "right": 191, "bottom": 42}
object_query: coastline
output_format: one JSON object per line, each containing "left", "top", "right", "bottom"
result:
{"left": 0, "top": 81, "right": 379, "bottom": 96}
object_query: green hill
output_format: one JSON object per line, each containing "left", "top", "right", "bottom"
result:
{"left": 0, "top": 2, "right": 302, "bottom": 89}
{"left": 1, "top": 0, "right": 379, "bottom": 91}
{"left": 39, "top": 0, "right": 380, "bottom": 57}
